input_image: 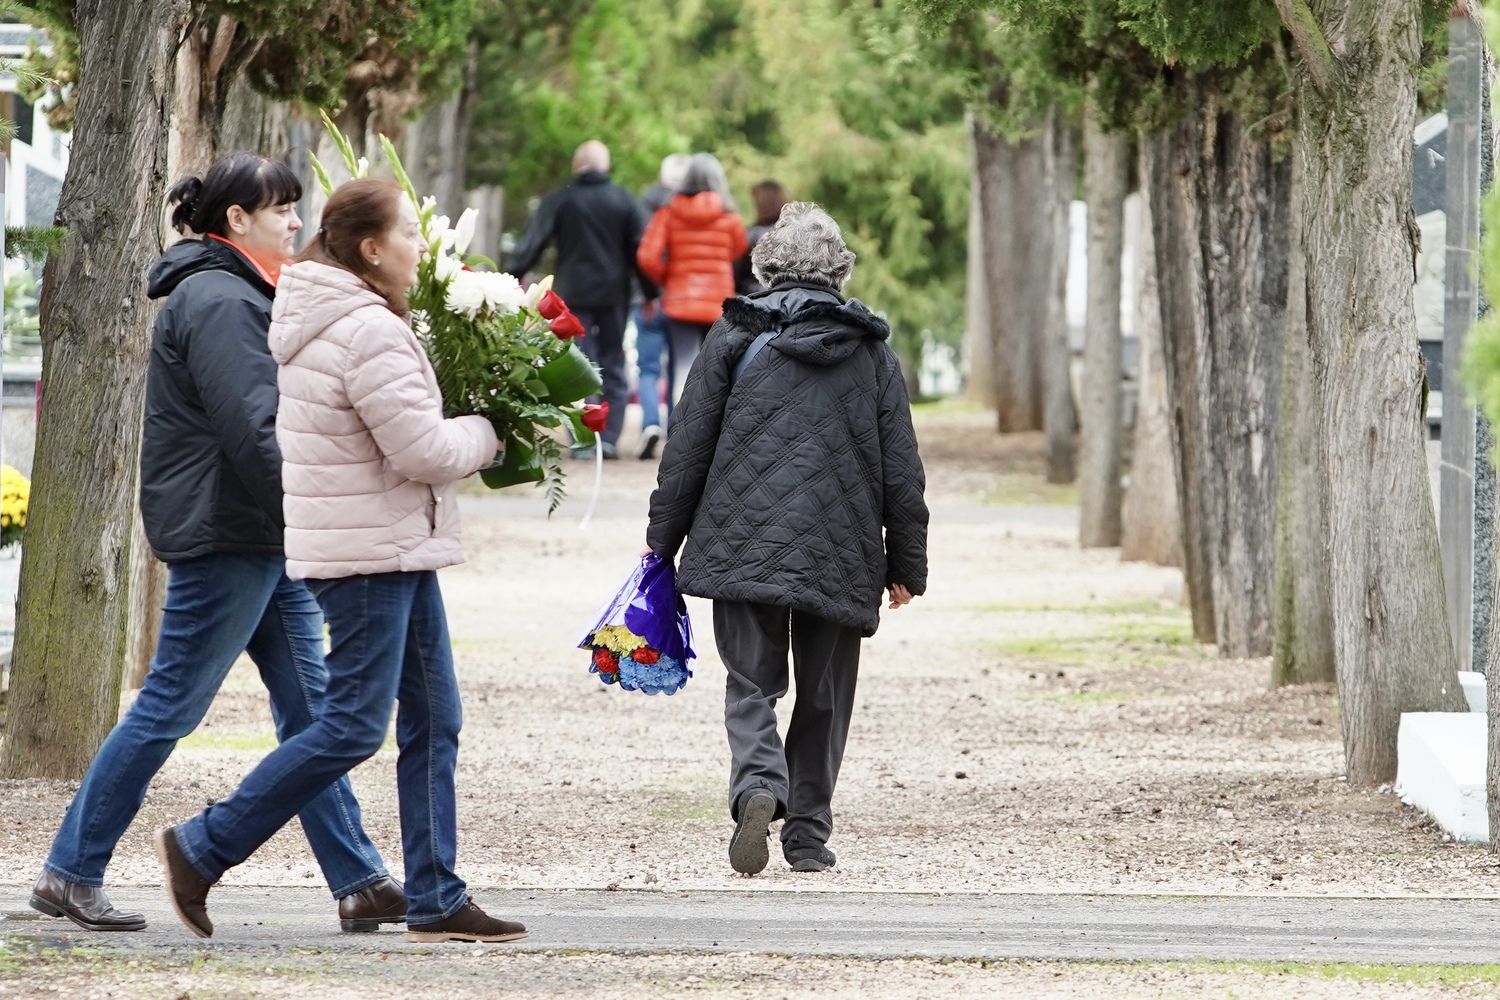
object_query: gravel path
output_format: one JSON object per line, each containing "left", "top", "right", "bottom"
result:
{"left": 1, "top": 402, "right": 1496, "bottom": 995}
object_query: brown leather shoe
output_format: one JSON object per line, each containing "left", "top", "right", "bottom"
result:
{"left": 153, "top": 826, "right": 214, "bottom": 938}
{"left": 404, "top": 899, "right": 527, "bottom": 943}
{"left": 338, "top": 876, "right": 407, "bottom": 932}
{"left": 30, "top": 871, "right": 146, "bottom": 931}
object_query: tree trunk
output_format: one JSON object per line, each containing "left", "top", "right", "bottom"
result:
{"left": 1145, "top": 126, "right": 1216, "bottom": 641}
{"left": 1144, "top": 91, "right": 1291, "bottom": 652}
{"left": 1203, "top": 114, "right": 1290, "bottom": 658}
{"left": 966, "top": 116, "right": 995, "bottom": 408}
{"left": 1271, "top": 154, "right": 1335, "bottom": 686}
{"left": 975, "top": 118, "right": 1048, "bottom": 433}
{"left": 1043, "top": 110, "right": 1078, "bottom": 484}
{"left": 400, "top": 40, "right": 479, "bottom": 216}
{"left": 1278, "top": 0, "right": 1466, "bottom": 784}
{"left": 1, "top": 0, "right": 184, "bottom": 778}
{"left": 1121, "top": 143, "right": 1182, "bottom": 566}
{"left": 1079, "top": 112, "right": 1127, "bottom": 548}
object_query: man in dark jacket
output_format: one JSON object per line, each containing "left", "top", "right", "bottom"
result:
{"left": 31, "top": 155, "right": 403, "bottom": 936}
{"left": 647, "top": 203, "right": 929, "bottom": 877}
{"left": 506, "top": 140, "right": 645, "bottom": 457}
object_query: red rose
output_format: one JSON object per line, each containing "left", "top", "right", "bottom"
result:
{"left": 591, "top": 647, "right": 618, "bottom": 673}
{"left": 550, "top": 310, "right": 586, "bottom": 340}
{"left": 537, "top": 289, "right": 568, "bottom": 320}
{"left": 581, "top": 403, "right": 609, "bottom": 434}
{"left": 631, "top": 647, "right": 661, "bottom": 665}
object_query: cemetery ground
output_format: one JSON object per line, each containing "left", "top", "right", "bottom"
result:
{"left": 4, "top": 401, "right": 1500, "bottom": 996}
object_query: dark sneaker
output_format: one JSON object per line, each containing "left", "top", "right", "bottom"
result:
{"left": 153, "top": 826, "right": 214, "bottom": 938}
{"left": 785, "top": 844, "right": 837, "bottom": 872}
{"left": 338, "top": 876, "right": 407, "bottom": 932}
{"left": 29, "top": 871, "right": 146, "bottom": 931}
{"left": 638, "top": 424, "right": 663, "bottom": 460}
{"left": 404, "top": 899, "right": 527, "bottom": 943}
{"left": 728, "top": 791, "right": 777, "bottom": 876}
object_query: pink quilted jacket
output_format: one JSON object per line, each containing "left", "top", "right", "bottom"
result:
{"left": 269, "top": 260, "right": 498, "bottom": 580}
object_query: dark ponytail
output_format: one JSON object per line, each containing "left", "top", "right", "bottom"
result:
{"left": 166, "top": 151, "right": 302, "bottom": 236}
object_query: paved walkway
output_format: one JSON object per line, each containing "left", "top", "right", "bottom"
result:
{"left": 4, "top": 887, "right": 1500, "bottom": 964}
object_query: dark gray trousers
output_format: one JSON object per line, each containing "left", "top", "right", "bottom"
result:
{"left": 574, "top": 304, "right": 628, "bottom": 446}
{"left": 714, "top": 600, "right": 862, "bottom": 850}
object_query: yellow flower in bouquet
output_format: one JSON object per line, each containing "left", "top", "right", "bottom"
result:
{"left": 591, "top": 625, "right": 647, "bottom": 657}
{"left": 1, "top": 464, "right": 29, "bottom": 549}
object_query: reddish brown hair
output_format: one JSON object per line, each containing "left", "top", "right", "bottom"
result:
{"left": 299, "top": 178, "right": 408, "bottom": 313}
{"left": 752, "top": 180, "right": 790, "bottom": 228}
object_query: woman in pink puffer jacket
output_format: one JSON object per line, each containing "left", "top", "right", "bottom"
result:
{"left": 157, "top": 180, "right": 528, "bottom": 946}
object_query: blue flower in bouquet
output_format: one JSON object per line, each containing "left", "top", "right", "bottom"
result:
{"left": 618, "top": 653, "right": 690, "bottom": 696}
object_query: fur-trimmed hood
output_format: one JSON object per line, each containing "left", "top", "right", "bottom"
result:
{"left": 723, "top": 282, "right": 891, "bottom": 368}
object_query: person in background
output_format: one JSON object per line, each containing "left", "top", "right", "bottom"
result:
{"left": 30, "top": 153, "right": 404, "bottom": 935}
{"left": 646, "top": 203, "right": 929, "bottom": 877}
{"left": 735, "top": 180, "right": 790, "bottom": 296}
{"left": 155, "top": 179, "right": 523, "bottom": 945}
{"left": 634, "top": 153, "right": 691, "bottom": 459}
{"left": 506, "top": 140, "right": 643, "bottom": 459}
{"left": 636, "top": 152, "right": 748, "bottom": 413}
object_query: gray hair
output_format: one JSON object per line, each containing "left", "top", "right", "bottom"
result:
{"left": 750, "top": 202, "right": 856, "bottom": 290}
{"left": 680, "top": 152, "right": 736, "bottom": 212}
{"left": 659, "top": 153, "right": 691, "bottom": 190}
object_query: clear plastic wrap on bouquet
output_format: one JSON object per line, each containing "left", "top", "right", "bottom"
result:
{"left": 578, "top": 554, "right": 695, "bottom": 695}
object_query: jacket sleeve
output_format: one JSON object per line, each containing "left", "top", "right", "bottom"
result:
{"left": 180, "top": 291, "right": 284, "bottom": 523}
{"left": 342, "top": 316, "right": 499, "bottom": 486}
{"left": 504, "top": 189, "right": 559, "bottom": 278}
{"left": 876, "top": 349, "right": 929, "bottom": 594}
{"left": 646, "top": 321, "right": 740, "bottom": 558}
{"left": 636, "top": 207, "right": 669, "bottom": 286}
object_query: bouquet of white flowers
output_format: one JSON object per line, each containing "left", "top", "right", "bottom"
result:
{"left": 313, "top": 113, "right": 605, "bottom": 513}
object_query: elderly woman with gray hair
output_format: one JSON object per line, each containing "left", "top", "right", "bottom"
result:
{"left": 646, "top": 202, "right": 929, "bottom": 876}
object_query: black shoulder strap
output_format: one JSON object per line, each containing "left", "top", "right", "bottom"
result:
{"left": 730, "top": 327, "right": 781, "bottom": 387}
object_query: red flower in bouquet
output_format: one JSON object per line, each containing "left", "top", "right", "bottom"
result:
{"left": 592, "top": 647, "right": 619, "bottom": 674}
{"left": 581, "top": 403, "right": 609, "bottom": 434}
{"left": 536, "top": 289, "right": 567, "bottom": 320}
{"left": 550, "top": 310, "right": 586, "bottom": 340}
{"left": 631, "top": 647, "right": 661, "bottom": 665}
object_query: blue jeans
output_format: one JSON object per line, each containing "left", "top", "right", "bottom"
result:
{"left": 43, "top": 554, "right": 389, "bottom": 899}
{"left": 634, "top": 306, "right": 668, "bottom": 429}
{"left": 176, "top": 571, "right": 467, "bottom": 925}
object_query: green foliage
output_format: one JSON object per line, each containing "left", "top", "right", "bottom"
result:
{"left": 472, "top": 0, "right": 971, "bottom": 368}
{"left": 5, "top": 226, "right": 65, "bottom": 262}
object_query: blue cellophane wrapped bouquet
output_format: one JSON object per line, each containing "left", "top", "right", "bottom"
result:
{"left": 578, "top": 554, "right": 695, "bottom": 695}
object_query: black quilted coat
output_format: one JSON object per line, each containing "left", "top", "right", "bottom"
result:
{"left": 647, "top": 282, "right": 929, "bottom": 636}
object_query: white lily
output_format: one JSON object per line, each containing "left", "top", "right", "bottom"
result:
{"left": 433, "top": 253, "right": 463, "bottom": 283}
{"left": 524, "top": 273, "right": 556, "bottom": 309}
{"left": 453, "top": 208, "right": 478, "bottom": 256}
{"left": 355, "top": 156, "right": 369, "bottom": 179}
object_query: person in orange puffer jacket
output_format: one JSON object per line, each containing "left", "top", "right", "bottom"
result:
{"left": 636, "top": 152, "right": 749, "bottom": 414}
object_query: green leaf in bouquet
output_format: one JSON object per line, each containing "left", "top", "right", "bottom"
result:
{"left": 523, "top": 379, "right": 550, "bottom": 399}
{"left": 378, "top": 134, "right": 420, "bottom": 207}
{"left": 480, "top": 434, "right": 546, "bottom": 490}
{"left": 566, "top": 408, "right": 598, "bottom": 448}
{"left": 464, "top": 254, "right": 499, "bottom": 270}
{"left": 537, "top": 344, "right": 603, "bottom": 404}
{"left": 507, "top": 363, "right": 535, "bottom": 386}
{"left": 309, "top": 152, "right": 336, "bottom": 198}
{"left": 318, "top": 109, "right": 361, "bottom": 177}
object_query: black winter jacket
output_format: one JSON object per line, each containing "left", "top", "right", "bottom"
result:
{"left": 140, "top": 238, "right": 284, "bottom": 562}
{"left": 647, "top": 283, "right": 929, "bottom": 636}
{"left": 505, "top": 170, "right": 650, "bottom": 308}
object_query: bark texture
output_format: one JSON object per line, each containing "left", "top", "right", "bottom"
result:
{"left": 1144, "top": 95, "right": 1291, "bottom": 654}
{"left": 1043, "top": 111, "right": 1078, "bottom": 484}
{"left": 974, "top": 119, "right": 1048, "bottom": 433}
{"left": 1079, "top": 114, "right": 1127, "bottom": 548}
{"left": 1280, "top": 0, "right": 1466, "bottom": 784}
{"left": 1, "top": 0, "right": 184, "bottom": 778}
{"left": 1121, "top": 145, "right": 1183, "bottom": 567}
{"left": 965, "top": 117, "right": 996, "bottom": 408}
{"left": 1271, "top": 156, "right": 1335, "bottom": 686}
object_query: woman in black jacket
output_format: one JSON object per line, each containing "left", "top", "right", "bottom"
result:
{"left": 30, "top": 154, "right": 404, "bottom": 936}
{"left": 647, "top": 202, "right": 930, "bottom": 876}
